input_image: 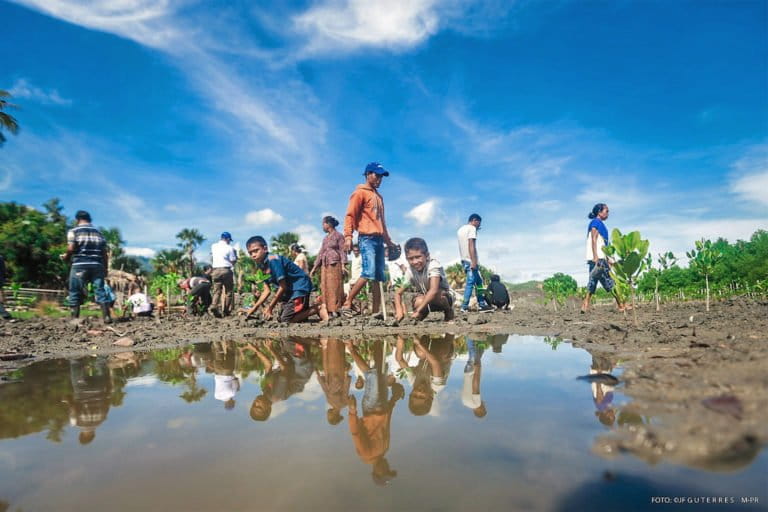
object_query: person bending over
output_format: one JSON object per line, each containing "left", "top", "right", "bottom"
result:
{"left": 245, "top": 236, "right": 318, "bottom": 323}
{"left": 394, "top": 237, "right": 454, "bottom": 322}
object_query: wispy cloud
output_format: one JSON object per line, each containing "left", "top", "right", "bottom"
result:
{"left": 730, "top": 143, "right": 768, "bottom": 207}
{"left": 9, "top": 78, "right": 72, "bottom": 106}
{"left": 405, "top": 199, "right": 442, "bottom": 226}
{"left": 245, "top": 208, "right": 285, "bottom": 227}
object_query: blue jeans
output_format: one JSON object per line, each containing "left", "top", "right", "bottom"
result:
{"left": 358, "top": 234, "right": 386, "bottom": 282}
{"left": 68, "top": 265, "right": 108, "bottom": 307}
{"left": 461, "top": 260, "right": 488, "bottom": 309}
{"left": 362, "top": 368, "right": 387, "bottom": 414}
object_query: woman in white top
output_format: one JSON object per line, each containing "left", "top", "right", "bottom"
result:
{"left": 581, "top": 203, "right": 625, "bottom": 313}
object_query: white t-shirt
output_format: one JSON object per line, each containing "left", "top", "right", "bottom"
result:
{"left": 387, "top": 256, "right": 407, "bottom": 284}
{"left": 128, "top": 293, "right": 152, "bottom": 313}
{"left": 405, "top": 258, "right": 450, "bottom": 293}
{"left": 214, "top": 374, "right": 240, "bottom": 401}
{"left": 585, "top": 232, "right": 607, "bottom": 260}
{"left": 457, "top": 224, "right": 478, "bottom": 262}
{"left": 350, "top": 253, "right": 362, "bottom": 282}
{"left": 211, "top": 240, "right": 237, "bottom": 269}
{"left": 462, "top": 370, "right": 482, "bottom": 409}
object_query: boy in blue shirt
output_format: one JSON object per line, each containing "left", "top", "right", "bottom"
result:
{"left": 245, "top": 236, "right": 318, "bottom": 323}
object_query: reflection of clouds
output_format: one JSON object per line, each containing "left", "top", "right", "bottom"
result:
{"left": 166, "top": 417, "right": 198, "bottom": 429}
{"left": 291, "top": 374, "right": 324, "bottom": 403}
{"left": 126, "top": 376, "right": 159, "bottom": 387}
{"left": 0, "top": 450, "right": 16, "bottom": 471}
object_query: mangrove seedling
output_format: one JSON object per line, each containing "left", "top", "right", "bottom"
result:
{"left": 686, "top": 238, "right": 723, "bottom": 312}
{"left": 603, "top": 229, "right": 650, "bottom": 325}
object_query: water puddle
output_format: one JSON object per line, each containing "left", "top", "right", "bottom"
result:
{"left": 0, "top": 335, "right": 765, "bottom": 511}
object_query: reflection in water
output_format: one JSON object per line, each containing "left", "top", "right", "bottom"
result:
{"left": 462, "top": 337, "right": 486, "bottom": 418}
{"left": 0, "top": 335, "right": 765, "bottom": 511}
{"left": 66, "top": 356, "right": 112, "bottom": 445}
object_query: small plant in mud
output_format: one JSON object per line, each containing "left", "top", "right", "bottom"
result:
{"left": 686, "top": 238, "right": 723, "bottom": 312}
{"left": 543, "top": 336, "right": 563, "bottom": 351}
{"left": 644, "top": 251, "right": 677, "bottom": 312}
{"left": 603, "top": 229, "right": 650, "bottom": 325}
{"left": 542, "top": 273, "right": 578, "bottom": 311}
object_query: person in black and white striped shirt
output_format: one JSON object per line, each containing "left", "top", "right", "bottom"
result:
{"left": 61, "top": 210, "right": 111, "bottom": 323}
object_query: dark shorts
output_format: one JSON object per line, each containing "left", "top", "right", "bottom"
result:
{"left": 587, "top": 260, "right": 614, "bottom": 294}
{"left": 280, "top": 295, "right": 310, "bottom": 323}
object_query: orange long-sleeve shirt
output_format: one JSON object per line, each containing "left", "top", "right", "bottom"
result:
{"left": 348, "top": 412, "right": 392, "bottom": 464}
{"left": 344, "top": 184, "right": 387, "bottom": 239}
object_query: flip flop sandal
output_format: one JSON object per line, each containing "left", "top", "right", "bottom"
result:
{"left": 340, "top": 307, "right": 358, "bottom": 318}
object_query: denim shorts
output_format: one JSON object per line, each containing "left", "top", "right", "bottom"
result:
{"left": 587, "top": 259, "right": 614, "bottom": 294}
{"left": 358, "top": 234, "right": 386, "bottom": 282}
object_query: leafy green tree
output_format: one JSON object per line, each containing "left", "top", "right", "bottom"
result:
{"left": 111, "top": 255, "right": 143, "bottom": 275}
{"left": 152, "top": 249, "right": 185, "bottom": 275}
{"left": 445, "top": 263, "right": 495, "bottom": 290}
{"left": 687, "top": 238, "right": 723, "bottom": 312}
{"left": 604, "top": 229, "right": 649, "bottom": 324}
{"left": 270, "top": 232, "right": 300, "bottom": 257}
{"left": 0, "top": 201, "right": 68, "bottom": 287}
{"left": 43, "top": 198, "right": 66, "bottom": 224}
{"left": 542, "top": 273, "right": 578, "bottom": 311}
{"left": 0, "top": 90, "right": 19, "bottom": 147}
{"left": 176, "top": 228, "right": 205, "bottom": 277}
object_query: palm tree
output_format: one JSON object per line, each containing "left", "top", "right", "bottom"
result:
{"left": 152, "top": 249, "right": 185, "bottom": 275}
{"left": 43, "top": 198, "right": 65, "bottom": 224}
{"left": 270, "top": 232, "right": 300, "bottom": 257}
{"left": 176, "top": 228, "right": 206, "bottom": 277}
{"left": 0, "top": 90, "right": 19, "bottom": 146}
{"left": 446, "top": 263, "right": 466, "bottom": 289}
{"left": 100, "top": 227, "right": 125, "bottom": 270}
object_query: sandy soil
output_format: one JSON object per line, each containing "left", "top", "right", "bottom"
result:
{"left": 1, "top": 295, "right": 766, "bottom": 472}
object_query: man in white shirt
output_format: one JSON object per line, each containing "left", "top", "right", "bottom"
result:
{"left": 457, "top": 214, "right": 491, "bottom": 313}
{"left": 210, "top": 231, "right": 238, "bottom": 317}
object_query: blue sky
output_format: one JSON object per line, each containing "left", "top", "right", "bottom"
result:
{"left": 1, "top": 0, "right": 766, "bottom": 283}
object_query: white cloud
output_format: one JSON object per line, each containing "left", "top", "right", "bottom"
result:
{"left": 294, "top": 223, "right": 325, "bottom": 253}
{"left": 294, "top": 0, "right": 440, "bottom": 53}
{"left": 124, "top": 246, "right": 156, "bottom": 258}
{"left": 405, "top": 199, "right": 439, "bottom": 225}
{"left": 730, "top": 144, "right": 768, "bottom": 206}
{"left": 9, "top": 78, "right": 72, "bottom": 106}
{"left": 245, "top": 208, "right": 285, "bottom": 226}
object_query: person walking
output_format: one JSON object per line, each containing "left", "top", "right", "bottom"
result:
{"left": 457, "top": 213, "right": 491, "bottom": 313}
{"left": 61, "top": 210, "right": 112, "bottom": 324}
{"left": 210, "top": 231, "right": 237, "bottom": 317}
{"left": 580, "top": 203, "right": 624, "bottom": 313}
{"left": 340, "top": 162, "right": 396, "bottom": 318}
{"left": 311, "top": 216, "right": 347, "bottom": 317}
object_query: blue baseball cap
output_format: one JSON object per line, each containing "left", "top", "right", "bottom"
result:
{"left": 364, "top": 162, "right": 389, "bottom": 176}
{"left": 220, "top": 232, "right": 232, "bottom": 240}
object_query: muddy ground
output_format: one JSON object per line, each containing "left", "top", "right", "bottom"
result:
{"left": 1, "top": 295, "right": 766, "bottom": 474}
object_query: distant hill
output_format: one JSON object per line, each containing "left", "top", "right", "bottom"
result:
{"left": 504, "top": 280, "right": 541, "bottom": 291}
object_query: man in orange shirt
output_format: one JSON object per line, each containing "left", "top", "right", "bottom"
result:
{"left": 341, "top": 162, "right": 396, "bottom": 317}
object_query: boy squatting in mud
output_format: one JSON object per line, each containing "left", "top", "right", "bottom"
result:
{"left": 394, "top": 237, "right": 454, "bottom": 322}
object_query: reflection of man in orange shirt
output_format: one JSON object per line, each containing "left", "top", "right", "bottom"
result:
{"left": 347, "top": 378, "right": 403, "bottom": 485}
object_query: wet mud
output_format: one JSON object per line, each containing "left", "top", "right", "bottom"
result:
{"left": 0, "top": 296, "right": 766, "bottom": 474}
